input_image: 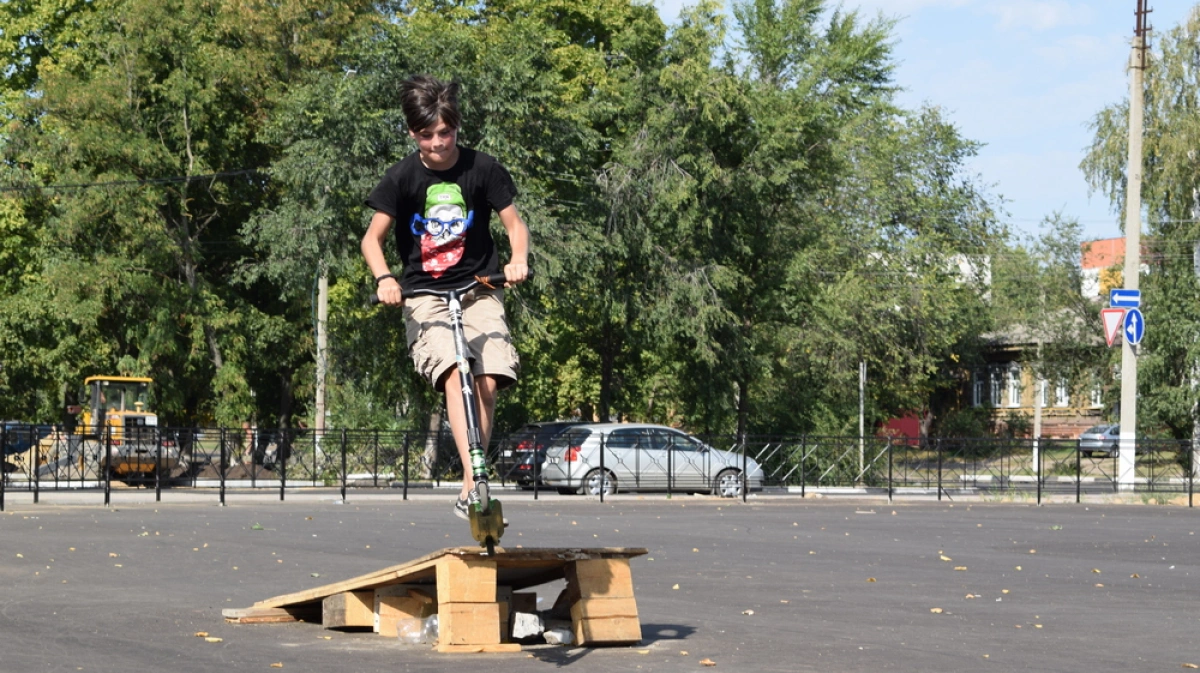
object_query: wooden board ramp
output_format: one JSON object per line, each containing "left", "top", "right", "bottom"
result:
{"left": 223, "top": 547, "right": 648, "bottom": 653}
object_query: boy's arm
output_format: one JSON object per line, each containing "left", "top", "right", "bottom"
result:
{"left": 497, "top": 204, "right": 530, "bottom": 285}
{"left": 362, "top": 211, "right": 403, "bottom": 305}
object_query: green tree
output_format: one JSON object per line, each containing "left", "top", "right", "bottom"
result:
{"left": 2, "top": 0, "right": 378, "bottom": 425}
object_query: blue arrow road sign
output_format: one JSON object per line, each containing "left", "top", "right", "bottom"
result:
{"left": 1124, "top": 307, "right": 1145, "bottom": 345}
{"left": 1110, "top": 289, "right": 1141, "bottom": 308}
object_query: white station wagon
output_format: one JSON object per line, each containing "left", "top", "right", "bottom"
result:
{"left": 539, "top": 423, "right": 764, "bottom": 497}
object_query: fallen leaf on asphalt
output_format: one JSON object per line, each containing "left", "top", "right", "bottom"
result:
{"left": 780, "top": 600, "right": 789, "bottom": 603}
{"left": 1182, "top": 663, "right": 1198, "bottom": 669}
{"left": 741, "top": 610, "right": 754, "bottom": 616}
{"left": 636, "top": 650, "right": 649, "bottom": 655}
{"left": 16, "top": 554, "right": 23, "bottom": 559}
{"left": 954, "top": 566, "right": 967, "bottom": 571}
{"left": 1035, "top": 624, "right": 1043, "bottom": 629}
{"left": 939, "top": 555, "right": 952, "bottom": 562}
{"left": 693, "top": 548, "right": 699, "bottom": 552}
{"left": 1002, "top": 589, "right": 1010, "bottom": 594}
{"left": 680, "top": 651, "right": 688, "bottom": 656}
{"left": 270, "top": 664, "right": 283, "bottom": 669}
{"left": 1131, "top": 573, "right": 1140, "bottom": 578}
{"left": 930, "top": 608, "right": 943, "bottom": 614}
{"left": 867, "top": 578, "right": 876, "bottom": 583}
{"left": 205, "top": 637, "right": 223, "bottom": 643}
{"left": 700, "top": 659, "right": 716, "bottom": 666}
{"left": 109, "top": 553, "right": 119, "bottom": 558}
{"left": 1092, "top": 569, "right": 1101, "bottom": 574}
{"left": 1029, "top": 550, "right": 1036, "bottom": 554}
{"left": 194, "top": 632, "right": 209, "bottom": 638}
{"left": 1015, "top": 566, "right": 1022, "bottom": 571}
{"left": 1095, "top": 583, "right": 1104, "bottom": 587}
{"left": 672, "top": 584, "right": 680, "bottom": 590}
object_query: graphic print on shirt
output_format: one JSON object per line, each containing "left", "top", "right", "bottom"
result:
{"left": 410, "top": 183, "right": 474, "bottom": 278}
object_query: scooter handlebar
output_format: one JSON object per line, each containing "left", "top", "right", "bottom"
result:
{"left": 369, "top": 271, "right": 532, "bottom": 305}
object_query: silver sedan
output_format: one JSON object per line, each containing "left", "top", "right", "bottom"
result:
{"left": 539, "top": 423, "right": 764, "bottom": 497}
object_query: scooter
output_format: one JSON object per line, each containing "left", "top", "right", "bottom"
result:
{"left": 372, "top": 272, "right": 519, "bottom": 555}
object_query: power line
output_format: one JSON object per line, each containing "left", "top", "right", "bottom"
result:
{"left": 0, "top": 169, "right": 264, "bottom": 193}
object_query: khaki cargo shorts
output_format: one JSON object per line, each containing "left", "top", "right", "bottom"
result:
{"left": 403, "top": 287, "right": 520, "bottom": 392}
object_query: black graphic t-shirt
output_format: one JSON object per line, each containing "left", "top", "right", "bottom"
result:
{"left": 365, "top": 148, "right": 517, "bottom": 291}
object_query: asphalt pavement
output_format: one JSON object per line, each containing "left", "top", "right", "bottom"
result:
{"left": 2, "top": 490, "right": 1199, "bottom": 672}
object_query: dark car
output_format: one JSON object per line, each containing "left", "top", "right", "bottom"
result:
{"left": 2, "top": 421, "right": 53, "bottom": 457}
{"left": 494, "top": 421, "right": 583, "bottom": 486}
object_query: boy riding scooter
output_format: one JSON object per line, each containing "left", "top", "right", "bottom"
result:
{"left": 361, "top": 75, "right": 530, "bottom": 550}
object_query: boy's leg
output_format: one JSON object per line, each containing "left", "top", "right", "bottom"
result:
{"left": 443, "top": 371, "right": 500, "bottom": 500}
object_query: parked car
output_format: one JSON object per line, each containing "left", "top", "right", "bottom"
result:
{"left": 539, "top": 423, "right": 764, "bottom": 498}
{"left": 494, "top": 421, "right": 583, "bottom": 487}
{"left": 1078, "top": 423, "right": 1120, "bottom": 457}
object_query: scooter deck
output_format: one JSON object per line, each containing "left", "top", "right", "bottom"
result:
{"left": 468, "top": 499, "right": 505, "bottom": 553}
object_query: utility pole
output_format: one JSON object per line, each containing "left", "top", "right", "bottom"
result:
{"left": 1118, "top": 0, "right": 1151, "bottom": 489}
{"left": 315, "top": 261, "right": 329, "bottom": 437}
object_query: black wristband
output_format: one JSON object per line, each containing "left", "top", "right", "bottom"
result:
{"left": 375, "top": 273, "right": 398, "bottom": 286}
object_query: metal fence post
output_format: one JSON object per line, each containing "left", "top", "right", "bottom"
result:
{"left": 800, "top": 435, "right": 807, "bottom": 498}
{"left": 937, "top": 438, "right": 943, "bottom": 501}
{"left": 279, "top": 429, "right": 288, "bottom": 502}
{"left": 155, "top": 430, "right": 163, "bottom": 503}
{"left": 219, "top": 428, "right": 227, "bottom": 507}
{"left": 742, "top": 436, "right": 748, "bottom": 504}
{"left": 1036, "top": 438, "right": 1042, "bottom": 506}
{"left": 340, "top": 429, "right": 348, "bottom": 502}
{"left": 1189, "top": 440, "right": 1195, "bottom": 508}
{"left": 888, "top": 438, "right": 894, "bottom": 504}
{"left": 599, "top": 433, "right": 606, "bottom": 504}
{"left": 1076, "top": 439, "right": 1082, "bottom": 504}
{"left": 1, "top": 423, "right": 6, "bottom": 512}
{"left": 372, "top": 430, "right": 380, "bottom": 489}
{"left": 402, "top": 432, "right": 410, "bottom": 501}
{"left": 104, "top": 426, "right": 112, "bottom": 507}
{"left": 663, "top": 436, "right": 670, "bottom": 500}
{"left": 34, "top": 431, "right": 41, "bottom": 504}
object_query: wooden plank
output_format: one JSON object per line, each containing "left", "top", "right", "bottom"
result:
{"left": 566, "top": 559, "right": 635, "bottom": 599}
{"left": 436, "top": 556, "right": 498, "bottom": 604}
{"left": 436, "top": 643, "right": 523, "bottom": 653}
{"left": 570, "top": 597, "right": 639, "bottom": 622}
{"left": 242, "top": 547, "right": 646, "bottom": 612}
{"left": 573, "top": 616, "right": 642, "bottom": 645}
{"left": 222, "top": 605, "right": 321, "bottom": 624}
{"left": 439, "top": 602, "right": 502, "bottom": 646}
{"left": 375, "top": 585, "right": 438, "bottom": 637}
{"left": 322, "top": 590, "right": 374, "bottom": 629}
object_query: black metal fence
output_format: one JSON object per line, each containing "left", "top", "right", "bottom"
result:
{"left": 2, "top": 424, "right": 1197, "bottom": 511}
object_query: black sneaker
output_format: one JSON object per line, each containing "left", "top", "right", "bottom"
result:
{"left": 453, "top": 496, "right": 470, "bottom": 520}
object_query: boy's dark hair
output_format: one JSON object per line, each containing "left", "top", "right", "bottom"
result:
{"left": 399, "top": 75, "right": 461, "bottom": 133}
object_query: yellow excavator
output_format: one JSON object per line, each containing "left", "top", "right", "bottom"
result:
{"left": 62, "top": 376, "right": 181, "bottom": 479}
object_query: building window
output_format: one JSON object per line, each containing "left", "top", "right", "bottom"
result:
{"left": 1090, "top": 382, "right": 1103, "bottom": 408}
{"left": 1036, "top": 377, "right": 1048, "bottom": 408}
{"left": 1007, "top": 365, "right": 1022, "bottom": 408}
{"left": 990, "top": 366, "right": 1003, "bottom": 406}
{"left": 973, "top": 370, "right": 985, "bottom": 407}
{"left": 1055, "top": 378, "right": 1069, "bottom": 407}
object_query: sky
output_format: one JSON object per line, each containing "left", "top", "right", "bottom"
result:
{"left": 651, "top": 0, "right": 1199, "bottom": 243}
